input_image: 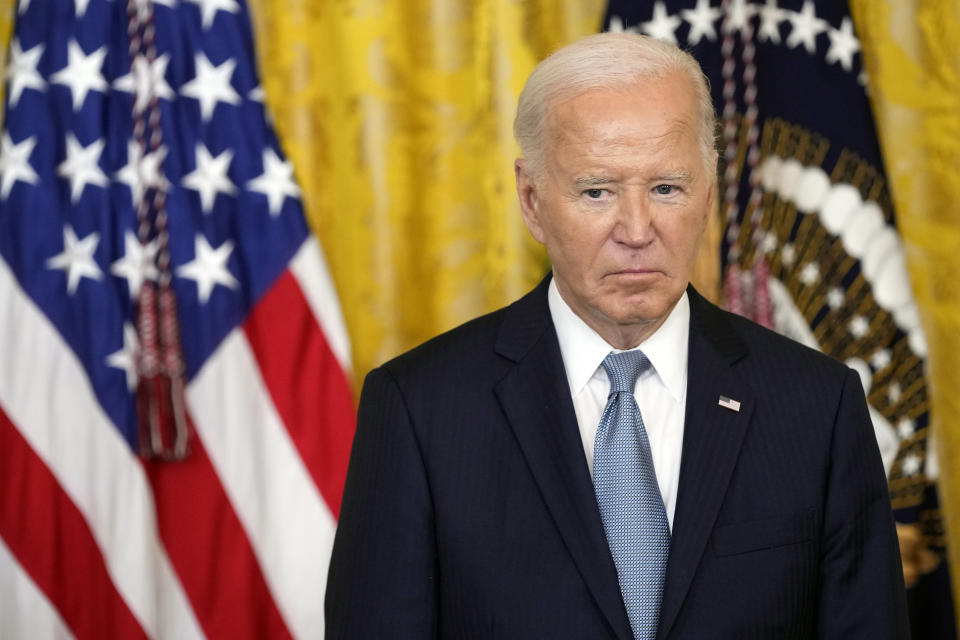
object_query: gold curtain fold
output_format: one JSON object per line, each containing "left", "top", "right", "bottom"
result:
{"left": 850, "top": 0, "right": 960, "bottom": 627}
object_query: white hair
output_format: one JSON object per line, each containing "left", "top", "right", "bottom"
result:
{"left": 514, "top": 32, "right": 717, "bottom": 178}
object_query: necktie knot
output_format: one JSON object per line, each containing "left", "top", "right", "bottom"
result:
{"left": 602, "top": 350, "right": 651, "bottom": 395}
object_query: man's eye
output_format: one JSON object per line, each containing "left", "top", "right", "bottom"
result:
{"left": 654, "top": 184, "right": 675, "bottom": 195}
{"left": 585, "top": 188, "right": 605, "bottom": 199}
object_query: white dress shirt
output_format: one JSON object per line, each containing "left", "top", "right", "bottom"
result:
{"left": 548, "top": 279, "right": 689, "bottom": 530}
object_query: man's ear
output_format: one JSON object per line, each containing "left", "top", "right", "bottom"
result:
{"left": 515, "top": 158, "right": 545, "bottom": 244}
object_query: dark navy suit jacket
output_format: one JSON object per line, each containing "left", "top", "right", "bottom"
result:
{"left": 326, "top": 278, "right": 909, "bottom": 639}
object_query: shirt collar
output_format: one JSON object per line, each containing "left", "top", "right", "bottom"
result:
{"left": 548, "top": 278, "right": 690, "bottom": 403}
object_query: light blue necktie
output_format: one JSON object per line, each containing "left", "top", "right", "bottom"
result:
{"left": 594, "top": 350, "right": 670, "bottom": 640}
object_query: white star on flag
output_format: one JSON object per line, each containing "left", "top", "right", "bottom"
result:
{"left": 757, "top": 0, "right": 784, "bottom": 44}
{"left": 176, "top": 234, "right": 239, "bottom": 303}
{"left": 888, "top": 382, "right": 902, "bottom": 404}
{"left": 759, "top": 231, "right": 778, "bottom": 255}
{"left": 825, "top": 17, "right": 860, "bottom": 71}
{"left": 681, "top": 0, "right": 722, "bottom": 45}
{"left": 74, "top": 0, "right": 93, "bottom": 17}
{"left": 723, "top": 0, "right": 756, "bottom": 35}
{"left": 114, "top": 140, "right": 169, "bottom": 205}
{"left": 113, "top": 53, "right": 175, "bottom": 113}
{"left": 18, "top": 0, "right": 31, "bottom": 13}
{"left": 799, "top": 262, "right": 820, "bottom": 286}
{"left": 826, "top": 286, "right": 845, "bottom": 310}
{"left": 896, "top": 418, "right": 913, "bottom": 440}
{"left": 780, "top": 243, "right": 796, "bottom": 266}
{"left": 870, "top": 348, "right": 892, "bottom": 370}
{"left": 246, "top": 148, "right": 300, "bottom": 216}
{"left": 641, "top": 2, "right": 681, "bottom": 44}
{"left": 785, "top": 0, "right": 828, "bottom": 54}
{"left": 180, "top": 53, "right": 241, "bottom": 122}
{"left": 115, "top": 140, "right": 146, "bottom": 204}
{"left": 0, "top": 133, "right": 39, "bottom": 199}
{"left": 901, "top": 452, "right": 921, "bottom": 476}
{"left": 106, "top": 322, "right": 140, "bottom": 392}
{"left": 848, "top": 315, "right": 869, "bottom": 339}
{"left": 5, "top": 39, "right": 45, "bottom": 108}
{"left": 110, "top": 230, "right": 158, "bottom": 298}
{"left": 50, "top": 40, "right": 108, "bottom": 111}
{"left": 139, "top": 145, "right": 170, "bottom": 194}
{"left": 186, "top": 0, "right": 240, "bottom": 29}
{"left": 182, "top": 143, "right": 236, "bottom": 214}
{"left": 58, "top": 134, "right": 108, "bottom": 203}
{"left": 45, "top": 225, "right": 102, "bottom": 294}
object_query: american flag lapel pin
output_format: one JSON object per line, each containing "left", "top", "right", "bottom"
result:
{"left": 718, "top": 395, "right": 741, "bottom": 412}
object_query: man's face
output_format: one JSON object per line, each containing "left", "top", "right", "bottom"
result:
{"left": 516, "top": 73, "right": 715, "bottom": 349}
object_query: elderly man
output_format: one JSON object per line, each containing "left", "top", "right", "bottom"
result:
{"left": 326, "top": 33, "right": 908, "bottom": 639}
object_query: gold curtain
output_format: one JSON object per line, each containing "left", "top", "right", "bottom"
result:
{"left": 245, "top": 0, "right": 607, "bottom": 388}
{"left": 850, "top": 0, "right": 960, "bottom": 627}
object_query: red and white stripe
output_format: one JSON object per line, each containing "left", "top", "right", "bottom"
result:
{"left": 0, "top": 237, "right": 356, "bottom": 639}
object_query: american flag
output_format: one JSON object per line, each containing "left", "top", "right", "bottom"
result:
{"left": 0, "top": 0, "right": 355, "bottom": 637}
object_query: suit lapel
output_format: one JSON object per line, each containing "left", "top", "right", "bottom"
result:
{"left": 493, "top": 278, "right": 634, "bottom": 640}
{"left": 657, "top": 289, "right": 755, "bottom": 639}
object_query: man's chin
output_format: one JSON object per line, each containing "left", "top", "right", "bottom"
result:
{"left": 591, "top": 301, "right": 663, "bottom": 328}
{"left": 600, "top": 293, "right": 680, "bottom": 328}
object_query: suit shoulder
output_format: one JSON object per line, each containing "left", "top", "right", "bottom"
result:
{"left": 747, "top": 316, "right": 846, "bottom": 374}
{"left": 693, "top": 292, "right": 849, "bottom": 380}
{"left": 373, "top": 304, "right": 510, "bottom": 385}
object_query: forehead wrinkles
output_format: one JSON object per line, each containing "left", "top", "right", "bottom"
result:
{"left": 548, "top": 116, "right": 700, "bottom": 176}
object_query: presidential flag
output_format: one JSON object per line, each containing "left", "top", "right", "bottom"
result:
{"left": 603, "top": 0, "right": 951, "bottom": 634}
{"left": 0, "top": 0, "right": 355, "bottom": 637}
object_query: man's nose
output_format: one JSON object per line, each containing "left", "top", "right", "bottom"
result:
{"left": 613, "top": 192, "right": 655, "bottom": 246}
